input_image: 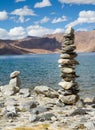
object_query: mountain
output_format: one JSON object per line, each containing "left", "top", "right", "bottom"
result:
{"left": 46, "top": 30, "right": 95, "bottom": 52}
{"left": 0, "top": 30, "right": 95, "bottom": 55}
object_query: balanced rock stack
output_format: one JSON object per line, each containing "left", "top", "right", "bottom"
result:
{"left": 0, "top": 71, "right": 21, "bottom": 96}
{"left": 58, "top": 26, "right": 79, "bottom": 105}
{"left": 9, "top": 70, "right": 21, "bottom": 88}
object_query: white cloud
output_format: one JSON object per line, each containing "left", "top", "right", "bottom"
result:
{"left": 11, "top": 6, "right": 36, "bottom": 23}
{"left": 76, "top": 28, "right": 88, "bottom": 32}
{"left": 27, "top": 25, "right": 64, "bottom": 37}
{"left": 9, "top": 27, "right": 27, "bottom": 40}
{"left": 35, "top": 16, "right": 50, "bottom": 24}
{"left": 25, "top": 18, "right": 31, "bottom": 22}
{"left": 66, "top": 10, "right": 95, "bottom": 27}
{"left": 0, "top": 10, "right": 8, "bottom": 21}
{"left": 0, "top": 25, "right": 64, "bottom": 40}
{"left": 26, "top": 25, "right": 53, "bottom": 36}
{"left": 0, "top": 27, "right": 26, "bottom": 40}
{"left": 34, "top": 0, "right": 52, "bottom": 8}
{"left": 40, "top": 16, "right": 50, "bottom": 23}
{"left": 53, "top": 28, "right": 64, "bottom": 34}
{"left": 58, "top": 0, "right": 95, "bottom": 4}
{"left": 15, "top": 0, "right": 25, "bottom": 2}
{"left": 0, "top": 28, "right": 9, "bottom": 39}
{"left": 52, "top": 15, "right": 67, "bottom": 23}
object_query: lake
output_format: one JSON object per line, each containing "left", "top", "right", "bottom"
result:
{"left": 0, "top": 53, "right": 95, "bottom": 97}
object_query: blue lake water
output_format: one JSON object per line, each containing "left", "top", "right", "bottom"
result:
{"left": 0, "top": 53, "right": 95, "bottom": 97}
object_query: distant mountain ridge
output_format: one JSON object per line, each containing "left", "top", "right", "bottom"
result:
{"left": 0, "top": 30, "right": 95, "bottom": 55}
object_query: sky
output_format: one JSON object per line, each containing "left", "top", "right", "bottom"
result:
{"left": 0, "top": 0, "right": 95, "bottom": 40}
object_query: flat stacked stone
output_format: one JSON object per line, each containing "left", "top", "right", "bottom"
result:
{"left": 58, "top": 26, "right": 79, "bottom": 105}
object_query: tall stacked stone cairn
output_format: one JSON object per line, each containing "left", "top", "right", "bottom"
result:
{"left": 58, "top": 26, "right": 79, "bottom": 105}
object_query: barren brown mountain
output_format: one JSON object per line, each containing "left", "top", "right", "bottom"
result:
{"left": 0, "top": 30, "right": 95, "bottom": 55}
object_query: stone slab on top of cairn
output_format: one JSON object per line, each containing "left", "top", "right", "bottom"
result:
{"left": 58, "top": 26, "right": 79, "bottom": 105}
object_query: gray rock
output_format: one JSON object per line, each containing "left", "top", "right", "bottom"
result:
{"left": 6, "top": 111, "right": 17, "bottom": 118}
{"left": 58, "top": 89, "right": 65, "bottom": 95}
{"left": 92, "top": 97, "right": 95, "bottom": 103}
{"left": 84, "top": 97, "right": 93, "bottom": 104}
{"left": 0, "top": 85, "right": 19, "bottom": 96}
{"left": 62, "top": 77, "right": 75, "bottom": 82}
{"left": 19, "top": 88, "right": 31, "bottom": 97}
{"left": 58, "top": 81, "right": 75, "bottom": 90}
{"left": 62, "top": 45, "right": 76, "bottom": 52}
{"left": 29, "top": 114, "right": 37, "bottom": 122}
{"left": 6, "top": 105, "right": 16, "bottom": 113}
{"left": 65, "top": 26, "right": 74, "bottom": 35}
{"left": 60, "top": 54, "right": 71, "bottom": 59}
{"left": 61, "top": 67, "right": 75, "bottom": 74}
{"left": 56, "top": 99, "right": 65, "bottom": 107}
{"left": 38, "top": 113, "right": 55, "bottom": 121}
{"left": 31, "top": 106, "right": 51, "bottom": 114}
{"left": 76, "top": 99, "right": 85, "bottom": 108}
{"left": 59, "top": 94, "right": 79, "bottom": 105}
{"left": 63, "top": 40, "right": 74, "bottom": 45}
{"left": 6, "top": 105, "right": 17, "bottom": 118}
{"left": 70, "top": 108, "right": 87, "bottom": 116}
{"left": 70, "top": 59, "right": 79, "bottom": 65}
{"left": 9, "top": 77, "right": 21, "bottom": 88}
{"left": 5, "top": 98, "right": 17, "bottom": 106}
{"left": 19, "top": 101, "right": 39, "bottom": 111}
{"left": 10, "top": 71, "right": 20, "bottom": 78}
{"left": 85, "top": 121, "right": 95, "bottom": 130}
{"left": 0, "top": 102, "right": 4, "bottom": 108}
{"left": 91, "top": 104, "right": 95, "bottom": 108}
{"left": 61, "top": 73, "right": 79, "bottom": 79}
{"left": 34, "top": 86, "right": 59, "bottom": 98}
{"left": 58, "top": 59, "right": 71, "bottom": 65}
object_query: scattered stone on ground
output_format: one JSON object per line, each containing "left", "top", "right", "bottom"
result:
{"left": 0, "top": 81, "right": 95, "bottom": 130}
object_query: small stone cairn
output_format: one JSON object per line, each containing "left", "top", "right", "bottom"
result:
{"left": 58, "top": 26, "right": 79, "bottom": 105}
{"left": 9, "top": 71, "right": 21, "bottom": 88}
{"left": 0, "top": 71, "right": 21, "bottom": 96}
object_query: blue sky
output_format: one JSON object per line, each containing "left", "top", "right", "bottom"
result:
{"left": 0, "top": 0, "right": 95, "bottom": 40}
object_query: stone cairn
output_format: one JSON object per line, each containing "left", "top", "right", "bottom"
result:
{"left": 58, "top": 26, "right": 79, "bottom": 105}
{"left": 9, "top": 71, "right": 21, "bottom": 88}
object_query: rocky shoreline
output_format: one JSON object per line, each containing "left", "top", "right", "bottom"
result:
{"left": 0, "top": 27, "right": 95, "bottom": 130}
{"left": 0, "top": 71, "right": 95, "bottom": 130}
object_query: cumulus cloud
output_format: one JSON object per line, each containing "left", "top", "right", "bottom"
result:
{"left": 58, "top": 0, "right": 95, "bottom": 4}
{"left": 0, "top": 27, "right": 27, "bottom": 40}
{"left": 35, "top": 16, "right": 50, "bottom": 24}
{"left": 52, "top": 15, "right": 67, "bottom": 23}
{"left": 40, "top": 16, "right": 50, "bottom": 23}
{"left": 0, "top": 28, "right": 9, "bottom": 39}
{"left": 34, "top": 0, "right": 52, "bottom": 8}
{"left": 15, "top": 0, "right": 26, "bottom": 2}
{"left": 26, "top": 25, "right": 53, "bottom": 36}
{"left": 0, "top": 25, "right": 64, "bottom": 40}
{"left": 11, "top": 6, "right": 36, "bottom": 23}
{"left": 0, "top": 10, "right": 8, "bottom": 21}
{"left": 9, "top": 27, "right": 27, "bottom": 40}
{"left": 66, "top": 10, "right": 95, "bottom": 27}
{"left": 53, "top": 28, "right": 64, "bottom": 34}
{"left": 76, "top": 28, "right": 88, "bottom": 32}
{"left": 27, "top": 25, "right": 64, "bottom": 36}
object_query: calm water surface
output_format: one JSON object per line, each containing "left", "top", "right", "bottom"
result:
{"left": 0, "top": 53, "right": 95, "bottom": 97}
